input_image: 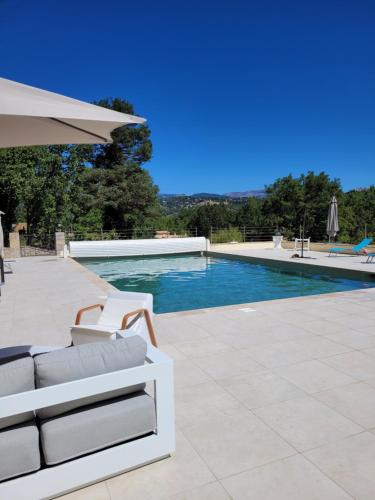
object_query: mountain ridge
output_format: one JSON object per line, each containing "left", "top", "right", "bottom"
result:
{"left": 159, "top": 190, "right": 266, "bottom": 199}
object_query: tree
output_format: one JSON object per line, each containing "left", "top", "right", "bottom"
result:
{"left": 81, "top": 163, "right": 159, "bottom": 230}
{"left": 93, "top": 98, "right": 152, "bottom": 168}
{"left": 82, "top": 98, "right": 159, "bottom": 230}
{"left": 186, "top": 203, "right": 236, "bottom": 237}
{"left": 262, "top": 171, "right": 342, "bottom": 240}
{"left": 235, "top": 197, "right": 265, "bottom": 227}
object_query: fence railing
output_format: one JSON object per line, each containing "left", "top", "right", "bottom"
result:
{"left": 64, "top": 228, "right": 199, "bottom": 243}
{"left": 19, "top": 233, "right": 56, "bottom": 257}
{"left": 65, "top": 226, "right": 276, "bottom": 244}
{"left": 209, "top": 226, "right": 275, "bottom": 244}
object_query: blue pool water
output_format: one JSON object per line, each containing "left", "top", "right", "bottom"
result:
{"left": 78, "top": 254, "right": 375, "bottom": 313}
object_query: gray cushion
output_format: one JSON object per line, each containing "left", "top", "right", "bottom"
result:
{"left": 35, "top": 336, "right": 147, "bottom": 419}
{"left": 0, "top": 346, "right": 32, "bottom": 362}
{"left": 0, "top": 421, "right": 40, "bottom": 481}
{"left": 40, "top": 391, "right": 156, "bottom": 465}
{"left": 0, "top": 357, "right": 35, "bottom": 430}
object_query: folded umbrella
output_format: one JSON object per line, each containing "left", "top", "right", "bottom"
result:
{"left": 327, "top": 196, "right": 339, "bottom": 241}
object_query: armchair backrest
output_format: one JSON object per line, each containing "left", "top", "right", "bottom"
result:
{"left": 98, "top": 291, "right": 153, "bottom": 328}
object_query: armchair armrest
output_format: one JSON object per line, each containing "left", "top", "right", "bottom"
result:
{"left": 121, "top": 308, "right": 158, "bottom": 348}
{"left": 75, "top": 304, "right": 104, "bottom": 325}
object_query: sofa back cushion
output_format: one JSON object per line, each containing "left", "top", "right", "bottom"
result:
{"left": 35, "top": 336, "right": 147, "bottom": 419}
{"left": 0, "top": 356, "right": 35, "bottom": 429}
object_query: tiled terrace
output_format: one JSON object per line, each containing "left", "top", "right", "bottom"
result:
{"left": 1, "top": 255, "right": 375, "bottom": 499}
{"left": 210, "top": 243, "right": 375, "bottom": 275}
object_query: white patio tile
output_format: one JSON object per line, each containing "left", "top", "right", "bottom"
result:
{"left": 244, "top": 341, "right": 312, "bottom": 368}
{"left": 261, "top": 324, "right": 318, "bottom": 343}
{"left": 218, "top": 370, "right": 305, "bottom": 409}
{"left": 305, "top": 432, "right": 375, "bottom": 500}
{"left": 59, "top": 481, "right": 110, "bottom": 499}
{"left": 362, "top": 347, "right": 375, "bottom": 358}
{"left": 323, "top": 351, "right": 375, "bottom": 381}
{"left": 155, "top": 318, "right": 211, "bottom": 345}
{"left": 356, "top": 325, "right": 375, "bottom": 335}
{"left": 293, "top": 336, "right": 352, "bottom": 358}
{"left": 314, "top": 382, "right": 375, "bottom": 429}
{"left": 216, "top": 330, "right": 279, "bottom": 349}
{"left": 334, "top": 314, "right": 374, "bottom": 330}
{"left": 296, "top": 319, "right": 342, "bottom": 335}
{"left": 183, "top": 412, "right": 294, "bottom": 478}
{"left": 185, "top": 312, "right": 241, "bottom": 335}
{"left": 276, "top": 310, "right": 318, "bottom": 324}
{"left": 173, "top": 339, "right": 234, "bottom": 359}
{"left": 160, "top": 344, "right": 187, "bottom": 360}
{"left": 325, "top": 329, "right": 375, "bottom": 350}
{"left": 173, "top": 359, "right": 211, "bottom": 389}
{"left": 193, "top": 349, "right": 265, "bottom": 380}
{"left": 175, "top": 381, "right": 246, "bottom": 428}
{"left": 168, "top": 481, "right": 230, "bottom": 499}
{"left": 107, "top": 431, "right": 215, "bottom": 500}
{"left": 254, "top": 396, "right": 362, "bottom": 451}
{"left": 221, "top": 454, "right": 351, "bottom": 500}
{"left": 276, "top": 360, "right": 355, "bottom": 394}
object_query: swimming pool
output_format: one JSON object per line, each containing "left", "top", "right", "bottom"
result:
{"left": 78, "top": 253, "right": 375, "bottom": 313}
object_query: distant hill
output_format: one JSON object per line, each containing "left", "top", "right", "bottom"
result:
{"left": 159, "top": 190, "right": 265, "bottom": 199}
{"left": 158, "top": 189, "right": 267, "bottom": 215}
{"left": 224, "top": 190, "right": 266, "bottom": 198}
{"left": 190, "top": 192, "right": 226, "bottom": 199}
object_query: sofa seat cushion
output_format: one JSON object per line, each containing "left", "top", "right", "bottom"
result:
{"left": 0, "top": 356, "right": 35, "bottom": 429}
{"left": 0, "top": 421, "right": 40, "bottom": 481}
{"left": 35, "top": 336, "right": 147, "bottom": 419}
{"left": 40, "top": 391, "right": 156, "bottom": 465}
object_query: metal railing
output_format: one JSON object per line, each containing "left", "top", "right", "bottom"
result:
{"left": 209, "top": 226, "right": 275, "bottom": 244}
{"left": 65, "top": 228, "right": 199, "bottom": 242}
{"left": 65, "top": 226, "right": 276, "bottom": 244}
{"left": 19, "top": 233, "right": 56, "bottom": 257}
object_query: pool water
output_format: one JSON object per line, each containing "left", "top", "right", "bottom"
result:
{"left": 78, "top": 254, "right": 375, "bottom": 313}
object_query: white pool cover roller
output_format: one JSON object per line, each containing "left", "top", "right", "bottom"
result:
{"left": 69, "top": 237, "right": 209, "bottom": 258}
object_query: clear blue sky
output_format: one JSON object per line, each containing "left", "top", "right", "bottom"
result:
{"left": 1, "top": 0, "right": 374, "bottom": 194}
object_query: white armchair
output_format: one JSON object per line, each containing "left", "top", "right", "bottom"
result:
{"left": 70, "top": 291, "right": 158, "bottom": 347}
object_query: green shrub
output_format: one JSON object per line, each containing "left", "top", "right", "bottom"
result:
{"left": 211, "top": 227, "right": 244, "bottom": 244}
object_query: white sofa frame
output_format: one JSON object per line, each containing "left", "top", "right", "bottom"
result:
{"left": 0, "top": 345, "right": 175, "bottom": 500}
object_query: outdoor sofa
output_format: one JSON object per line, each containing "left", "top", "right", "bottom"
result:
{"left": 0, "top": 336, "right": 175, "bottom": 499}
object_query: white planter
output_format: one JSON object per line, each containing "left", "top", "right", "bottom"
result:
{"left": 272, "top": 235, "right": 283, "bottom": 249}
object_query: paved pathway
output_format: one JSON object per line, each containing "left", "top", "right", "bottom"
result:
{"left": 0, "top": 256, "right": 113, "bottom": 347}
{"left": 1, "top": 256, "right": 375, "bottom": 499}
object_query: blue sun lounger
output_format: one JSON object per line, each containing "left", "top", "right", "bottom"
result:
{"left": 329, "top": 237, "right": 373, "bottom": 256}
{"left": 365, "top": 253, "right": 375, "bottom": 263}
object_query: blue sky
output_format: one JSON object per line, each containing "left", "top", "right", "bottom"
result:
{"left": 1, "top": 0, "right": 374, "bottom": 194}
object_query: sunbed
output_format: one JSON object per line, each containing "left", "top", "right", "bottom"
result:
{"left": 365, "top": 253, "right": 375, "bottom": 263}
{"left": 329, "top": 237, "right": 373, "bottom": 256}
